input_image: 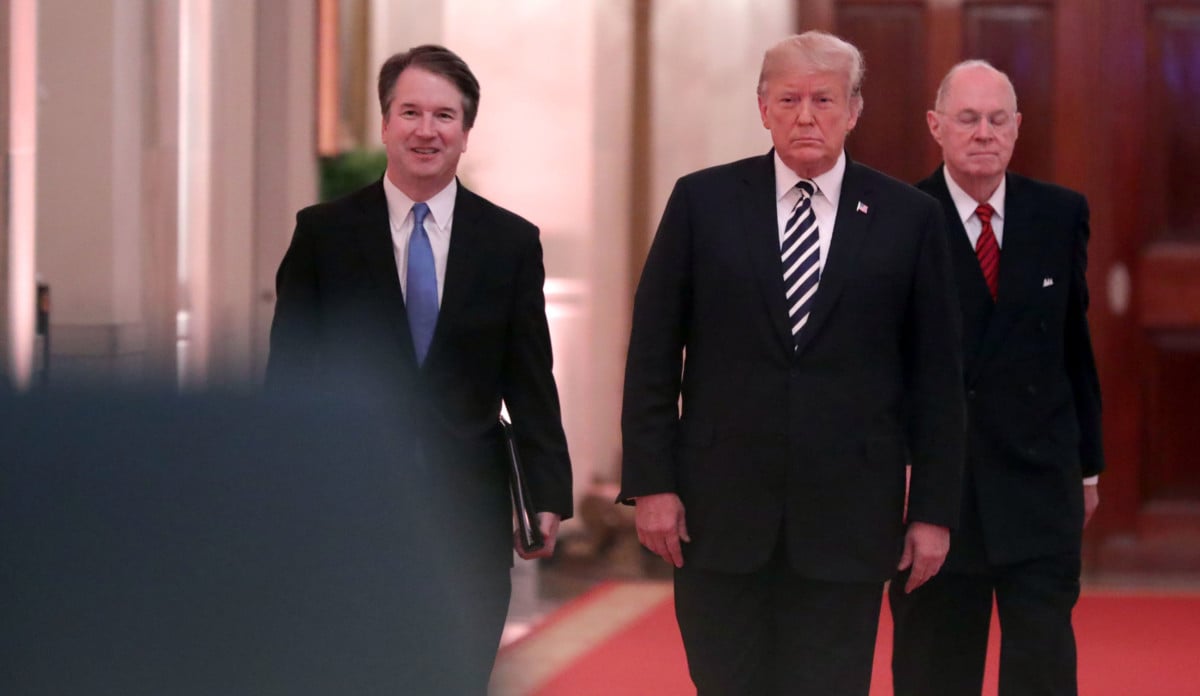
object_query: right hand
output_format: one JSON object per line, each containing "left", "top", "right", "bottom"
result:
{"left": 635, "top": 493, "right": 690, "bottom": 568}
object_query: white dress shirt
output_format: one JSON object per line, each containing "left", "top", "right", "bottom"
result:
{"left": 384, "top": 176, "right": 456, "bottom": 305}
{"left": 773, "top": 150, "right": 847, "bottom": 272}
{"left": 943, "top": 168, "right": 1007, "bottom": 250}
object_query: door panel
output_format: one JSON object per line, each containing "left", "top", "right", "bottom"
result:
{"left": 801, "top": 0, "right": 1200, "bottom": 572}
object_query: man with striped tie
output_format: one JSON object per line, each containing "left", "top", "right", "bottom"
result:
{"left": 889, "top": 60, "right": 1104, "bottom": 696}
{"left": 619, "top": 31, "right": 965, "bottom": 695}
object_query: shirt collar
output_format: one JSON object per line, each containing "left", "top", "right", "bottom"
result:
{"left": 773, "top": 149, "right": 846, "bottom": 210}
{"left": 383, "top": 175, "right": 458, "bottom": 229}
{"left": 942, "top": 167, "right": 1006, "bottom": 225}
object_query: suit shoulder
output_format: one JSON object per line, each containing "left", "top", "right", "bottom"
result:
{"left": 675, "top": 154, "right": 767, "bottom": 188}
{"left": 462, "top": 189, "right": 538, "bottom": 234}
{"left": 851, "top": 162, "right": 940, "bottom": 209}
{"left": 1009, "top": 172, "right": 1087, "bottom": 208}
{"left": 294, "top": 180, "right": 381, "bottom": 229}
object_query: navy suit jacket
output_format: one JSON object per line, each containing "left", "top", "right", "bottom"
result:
{"left": 267, "top": 179, "right": 573, "bottom": 569}
{"left": 919, "top": 167, "right": 1103, "bottom": 569}
{"left": 620, "top": 153, "right": 965, "bottom": 582}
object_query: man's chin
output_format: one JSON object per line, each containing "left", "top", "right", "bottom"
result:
{"left": 781, "top": 150, "right": 834, "bottom": 176}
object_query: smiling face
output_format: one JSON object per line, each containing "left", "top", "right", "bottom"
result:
{"left": 928, "top": 64, "right": 1021, "bottom": 199}
{"left": 381, "top": 66, "right": 470, "bottom": 201}
{"left": 758, "top": 62, "right": 860, "bottom": 179}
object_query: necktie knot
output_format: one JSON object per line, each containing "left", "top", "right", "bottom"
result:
{"left": 412, "top": 202, "right": 430, "bottom": 228}
{"left": 796, "top": 179, "right": 817, "bottom": 199}
{"left": 975, "top": 203, "right": 994, "bottom": 225}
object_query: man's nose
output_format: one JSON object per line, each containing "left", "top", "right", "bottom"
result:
{"left": 972, "top": 119, "right": 995, "bottom": 139}
{"left": 415, "top": 114, "right": 436, "bottom": 136}
{"left": 795, "top": 100, "right": 815, "bottom": 124}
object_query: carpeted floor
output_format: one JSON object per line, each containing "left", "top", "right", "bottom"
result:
{"left": 491, "top": 582, "right": 1200, "bottom": 695}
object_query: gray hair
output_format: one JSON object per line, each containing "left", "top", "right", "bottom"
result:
{"left": 934, "top": 59, "right": 1018, "bottom": 112}
{"left": 758, "top": 31, "right": 866, "bottom": 114}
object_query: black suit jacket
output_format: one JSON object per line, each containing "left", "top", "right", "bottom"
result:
{"left": 918, "top": 167, "right": 1103, "bottom": 570}
{"left": 266, "top": 179, "right": 573, "bottom": 570}
{"left": 620, "top": 153, "right": 965, "bottom": 582}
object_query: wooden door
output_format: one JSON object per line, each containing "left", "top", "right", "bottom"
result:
{"left": 799, "top": 0, "right": 1200, "bottom": 573}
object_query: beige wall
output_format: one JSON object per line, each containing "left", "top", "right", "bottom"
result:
{"left": 26, "top": 0, "right": 313, "bottom": 388}
{"left": 649, "top": 0, "right": 796, "bottom": 253}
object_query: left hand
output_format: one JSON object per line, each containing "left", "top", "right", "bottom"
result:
{"left": 897, "top": 521, "right": 950, "bottom": 594}
{"left": 515, "top": 512, "right": 561, "bottom": 560}
{"left": 1083, "top": 482, "right": 1100, "bottom": 528}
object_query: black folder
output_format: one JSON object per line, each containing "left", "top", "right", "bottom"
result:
{"left": 499, "top": 416, "right": 545, "bottom": 553}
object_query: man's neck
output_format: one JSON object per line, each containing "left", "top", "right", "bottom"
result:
{"left": 947, "top": 169, "right": 1002, "bottom": 205}
{"left": 386, "top": 170, "right": 452, "bottom": 204}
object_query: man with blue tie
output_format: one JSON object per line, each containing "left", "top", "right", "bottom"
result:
{"left": 619, "top": 31, "right": 965, "bottom": 695}
{"left": 889, "top": 60, "right": 1104, "bottom": 696}
{"left": 266, "top": 45, "right": 572, "bottom": 693}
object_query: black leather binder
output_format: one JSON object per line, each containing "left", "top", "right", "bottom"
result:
{"left": 499, "top": 416, "right": 545, "bottom": 553}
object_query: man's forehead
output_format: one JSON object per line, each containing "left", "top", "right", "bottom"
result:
{"left": 768, "top": 65, "right": 848, "bottom": 89}
{"left": 946, "top": 69, "right": 1015, "bottom": 107}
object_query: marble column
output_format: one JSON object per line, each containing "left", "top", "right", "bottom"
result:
{"left": 36, "top": 0, "right": 149, "bottom": 384}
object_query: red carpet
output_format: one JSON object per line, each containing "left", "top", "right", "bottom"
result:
{"left": 494, "top": 583, "right": 1200, "bottom": 695}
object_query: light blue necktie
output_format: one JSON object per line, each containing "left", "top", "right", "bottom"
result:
{"left": 406, "top": 202, "right": 438, "bottom": 365}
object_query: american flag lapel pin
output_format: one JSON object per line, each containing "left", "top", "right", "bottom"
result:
{"left": 856, "top": 201, "right": 869, "bottom": 214}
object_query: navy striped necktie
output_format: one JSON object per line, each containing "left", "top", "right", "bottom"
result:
{"left": 782, "top": 180, "right": 821, "bottom": 344}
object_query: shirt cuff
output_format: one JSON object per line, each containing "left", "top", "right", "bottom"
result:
{"left": 1083, "top": 475, "right": 1099, "bottom": 486}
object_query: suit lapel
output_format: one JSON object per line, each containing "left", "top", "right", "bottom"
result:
{"left": 739, "top": 153, "right": 797, "bottom": 353}
{"left": 355, "top": 180, "right": 419, "bottom": 365}
{"left": 971, "top": 173, "right": 1038, "bottom": 377}
{"left": 429, "top": 181, "right": 487, "bottom": 361}
{"left": 921, "top": 169, "right": 993, "bottom": 381}
{"left": 793, "top": 159, "right": 873, "bottom": 358}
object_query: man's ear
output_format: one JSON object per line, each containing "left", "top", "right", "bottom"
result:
{"left": 926, "top": 110, "right": 942, "bottom": 145}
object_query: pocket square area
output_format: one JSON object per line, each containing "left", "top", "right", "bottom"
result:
{"left": 1042, "top": 277, "right": 1055, "bottom": 287}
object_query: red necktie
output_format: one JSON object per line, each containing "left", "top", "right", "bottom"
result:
{"left": 975, "top": 203, "right": 999, "bottom": 301}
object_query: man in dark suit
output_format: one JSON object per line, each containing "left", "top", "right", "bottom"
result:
{"left": 620, "top": 31, "right": 965, "bottom": 695}
{"left": 266, "top": 44, "right": 573, "bottom": 693}
{"left": 889, "top": 60, "right": 1104, "bottom": 696}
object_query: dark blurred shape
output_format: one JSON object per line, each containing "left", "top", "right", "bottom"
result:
{"left": 0, "top": 388, "right": 483, "bottom": 695}
{"left": 35, "top": 282, "right": 50, "bottom": 388}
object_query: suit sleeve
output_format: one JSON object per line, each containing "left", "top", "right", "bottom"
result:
{"left": 618, "top": 179, "right": 693, "bottom": 503}
{"left": 265, "top": 212, "right": 321, "bottom": 391}
{"left": 1065, "top": 196, "right": 1105, "bottom": 477}
{"left": 501, "top": 230, "right": 574, "bottom": 520}
{"left": 904, "top": 196, "right": 967, "bottom": 528}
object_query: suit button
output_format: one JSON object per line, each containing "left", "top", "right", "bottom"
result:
{"left": 1039, "top": 321, "right": 1047, "bottom": 333}
{"left": 967, "top": 389, "right": 976, "bottom": 400}
{"left": 1027, "top": 384, "right": 1037, "bottom": 395}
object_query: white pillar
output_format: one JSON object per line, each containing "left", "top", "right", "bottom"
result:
{"left": 37, "top": 0, "right": 148, "bottom": 384}
{"left": 649, "top": 0, "right": 796, "bottom": 249}
{"left": 3, "top": 0, "right": 38, "bottom": 389}
{"left": 253, "top": 0, "right": 317, "bottom": 380}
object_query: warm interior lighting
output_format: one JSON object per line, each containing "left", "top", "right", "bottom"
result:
{"left": 6, "top": 0, "right": 37, "bottom": 390}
